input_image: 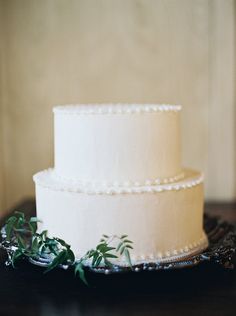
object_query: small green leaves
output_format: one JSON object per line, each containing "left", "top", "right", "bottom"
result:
{"left": 5, "top": 216, "right": 17, "bottom": 241}
{"left": 11, "top": 249, "right": 23, "bottom": 268}
{"left": 86, "top": 242, "right": 118, "bottom": 268}
{"left": 3, "top": 211, "right": 76, "bottom": 274}
{"left": 84, "top": 234, "right": 133, "bottom": 269}
{"left": 2, "top": 212, "right": 134, "bottom": 286}
{"left": 115, "top": 235, "right": 133, "bottom": 267}
{"left": 5, "top": 211, "right": 41, "bottom": 243}
{"left": 67, "top": 248, "right": 75, "bottom": 263}
{"left": 29, "top": 217, "right": 40, "bottom": 234}
{"left": 17, "top": 235, "right": 27, "bottom": 249}
{"left": 75, "top": 261, "right": 88, "bottom": 286}
{"left": 124, "top": 248, "right": 132, "bottom": 267}
{"left": 72, "top": 233, "right": 134, "bottom": 285}
{"left": 103, "top": 253, "right": 118, "bottom": 259}
{"left": 45, "top": 250, "right": 68, "bottom": 273}
{"left": 31, "top": 236, "right": 39, "bottom": 253}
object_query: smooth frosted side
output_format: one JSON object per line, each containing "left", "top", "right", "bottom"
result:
{"left": 35, "top": 171, "right": 206, "bottom": 263}
{"left": 54, "top": 111, "right": 182, "bottom": 183}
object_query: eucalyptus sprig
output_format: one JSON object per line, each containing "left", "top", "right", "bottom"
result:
{"left": 1, "top": 212, "right": 134, "bottom": 286}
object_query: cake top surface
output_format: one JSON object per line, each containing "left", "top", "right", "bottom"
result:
{"left": 53, "top": 104, "right": 182, "bottom": 115}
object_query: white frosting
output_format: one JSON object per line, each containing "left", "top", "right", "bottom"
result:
{"left": 35, "top": 169, "right": 207, "bottom": 263}
{"left": 52, "top": 171, "right": 185, "bottom": 187}
{"left": 33, "top": 103, "right": 208, "bottom": 266}
{"left": 85, "top": 234, "right": 208, "bottom": 267}
{"left": 53, "top": 103, "right": 182, "bottom": 115}
{"left": 33, "top": 168, "right": 203, "bottom": 194}
{"left": 54, "top": 104, "right": 182, "bottom": 182}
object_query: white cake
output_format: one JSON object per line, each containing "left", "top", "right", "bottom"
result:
{"left": 33, "top": 104, "right": 208, "bottom": 265}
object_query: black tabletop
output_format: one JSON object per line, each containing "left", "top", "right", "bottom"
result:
{"left": 0, "top": 200, "right": 235, "bottom": 316}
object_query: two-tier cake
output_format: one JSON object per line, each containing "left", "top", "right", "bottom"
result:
{"left": 33, "top": 104, "right": 208, "bottom": 265}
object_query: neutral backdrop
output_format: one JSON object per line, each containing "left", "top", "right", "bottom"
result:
{"left": 0, "top": 0, "right": 235, "bottom": 214}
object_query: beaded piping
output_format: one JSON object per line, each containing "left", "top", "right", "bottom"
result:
{"left": 84, "top": 233, "right": 208, "bottom": 267}
{"left": 53, "top": 104, "right": 182, "bottom": 115}
{"left": 33, "top": 169, "right": 204, "bottom": 195}
{"left": 52, "top": 171, "right": 185, "bottom": 187}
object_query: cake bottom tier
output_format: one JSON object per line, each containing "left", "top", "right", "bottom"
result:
{"left": 34, "top": 169, "right": 208, "bottom": 265}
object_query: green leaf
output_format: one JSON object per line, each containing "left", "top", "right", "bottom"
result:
{"left": 104, "top": 258, "right": 113, "bottom": 268}
{"left": 46, "top": 239, "right": 58, "bottom": 246}
{"left": 13, "top": 212, "right": 25, "bottom": 228}
{"left": 39, "top": 230, "right": 48, "bottom": 240}
{"left": 104, "top": 253, "right": 118, "bottom": 259}
{"left": 96, "top": 244, "right": 115, "bottom": 253}
{"left": 104, "top": 246, "right": 116, "bottom": 253}
{"left": 93, "top": 255, "right": 102, "bottom": 267}
{"left": 121, "top": 234, "right": 128, "bottom": 239}
{"left": 29, "top": 222, "right": 37, "bottom": 234}
{"left": 14, "top": 211, "right": 25, "bottom": 220}
{"left": 123, "top": 239, "right": 133, "bottom": 244}
{"left": 116, "top": 241, "right": 123, "bottom": 252}
{"left": 125, "top": 244, "right": 133, "bottom": 249}
{"left": 87, "top": 249, "right": 96, "bottom": 258}
{"left": 17, "top": 235, "right": 27, "bottom": 250}
{"left": 32, "top": 237, "right": 39, "bottom": 253}
{"left": 96, "top": 243, "right": 106, "bottom": 251}
{"left": 11, "top": 249, "right": 23, "bottom": 268}
{"left": 124, "top": 248, "right": 132, "bottom": 267}
{"left": 91, "top": 251, "right": 99, "bottom": 266}
{"left": 39, "top": 243, "right": 47, "bottom": 254}
{"left": 55, "top": 237, "right": 68, "bottom": 247}
{"left": 47, "top": 244, "right": 60, "bottom": 256}
{"left": 6, "top": 215, "right": 17, "bottom": 224}
{"left": 5, "top": 216, "right": 17, "bottom": 241}
{"left": 74, "top": 262, "right": 88, "bottom": 286}
{"left": 120, "top": 245, "right": 126, "bottom": 255}
{"left": 102, "top": 234, "right": 109, "bottom": 238}
{"left": 66, "top": 248, "right": 75, "bottom": 263}
{"left": 44, "top": 250, "right": 67, "bottom": 273}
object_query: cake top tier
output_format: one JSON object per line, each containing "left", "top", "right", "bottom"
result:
{"left": 53, "top": 103, "right": 182, "bottom": 184}
{"left": 53, "top": 103, "right": 182, "bottom": 115}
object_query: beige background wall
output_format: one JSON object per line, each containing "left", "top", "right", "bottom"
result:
{"left": 0, "top": 0, "right": 235, "bottom": 213}
{"left": 0, "top": 1, "right": 6, "bottom": 213}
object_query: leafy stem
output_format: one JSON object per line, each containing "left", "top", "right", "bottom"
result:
{"left": 1, "top": 212, "right": 134, "bottom": 286}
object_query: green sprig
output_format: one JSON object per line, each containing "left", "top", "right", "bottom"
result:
{"left": 1, "top": 212, "right": 134, "bottom": 286}
{"left": 3, "top": 211, "right": 75, "bottom": 270}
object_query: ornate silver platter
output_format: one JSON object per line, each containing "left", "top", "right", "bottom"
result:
{"left": 0, "top": 214, "right": 235, "bottom": 275}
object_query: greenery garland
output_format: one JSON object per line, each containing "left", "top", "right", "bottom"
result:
{"left": 0, "top": 211, "right": 133, "bottom": 285}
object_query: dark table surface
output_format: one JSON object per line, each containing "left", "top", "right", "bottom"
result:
{"left": 0, "top": 200, "right": 236, "bottom": 316}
